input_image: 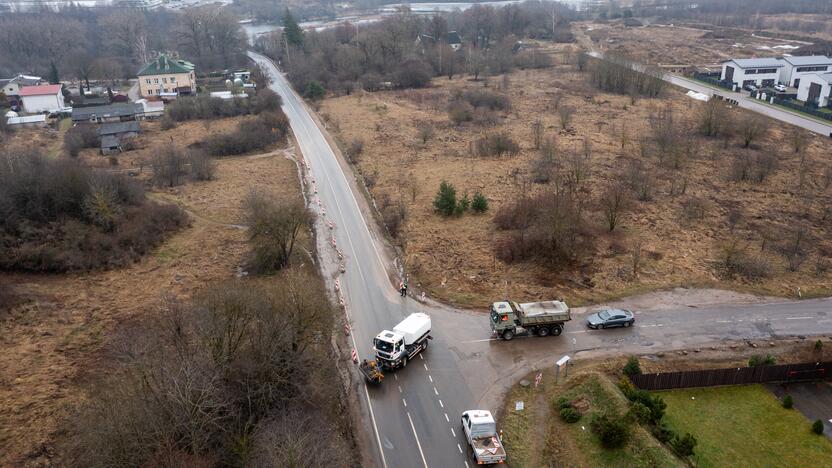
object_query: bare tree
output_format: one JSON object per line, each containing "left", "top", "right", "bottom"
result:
{"left": 558, "top": 105, "right": 575, "bottom": 130}
{"left": 243, "top": 189, "right": 311, "bottom": 273}
{"left": 738, "top": 113, "right": 767, "bottom": 148}
{"left": 415, "top": 121, "right": 435, "bottom": 144}
{"left": 631, "top": 236, "right": 643, "bottom": 279}
{"left": 698, "top": 98, "right": 729, "bottom": 137}
{"left": 152, "top": 146, "right": 188, "bottom": 187}
{"left": 788, "top": 127, "right": 808, "bottom": 154}
{"left": 599, "top": 182, "right": 632, "bottom": 231}
{"left": 531, "top": 119, "right": 543, "bottom": 150}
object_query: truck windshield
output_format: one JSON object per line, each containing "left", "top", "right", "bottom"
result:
{"left": 490, "top": 309, "right": 498, "bottom": 323}
{"left": 374, "top": 338, "right": 394, "bottom": 352}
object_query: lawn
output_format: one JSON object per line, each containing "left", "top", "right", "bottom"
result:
{"left": 660, "top": 385, "right": 832, "bottom": 468}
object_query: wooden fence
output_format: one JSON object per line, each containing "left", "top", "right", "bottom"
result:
{"left": 630, "top": 361, "right": 831, "bottom": 391}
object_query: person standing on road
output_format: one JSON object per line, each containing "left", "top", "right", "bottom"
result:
{"left": 400, "top": 279, "right": 408, "bottom": 297}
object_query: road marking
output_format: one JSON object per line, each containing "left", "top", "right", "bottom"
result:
{"left": 424, "top": 363, "right": 429, "bottom": 371}
{"left": 428, "top": 375, "right": 433, "bottom": 383}
{"left": 461, "top": 337, "right": 499, "bottom": 343}
{"left": 465, "top": 462, "right": 470, "bottom": 468}
{"left": 786, "top": 316, "right": 813, "bottom": 320}
{"left": 394, "top": 374, "right": 398, "bottom": 381}
{"left": 419, "top": 353, "right": 424, "bottom": 360}
{"left": 398, "top": 385, "right": 402, "bottom": 393}
{"left": 439, "top": 399, "right": 444, "bottom": 408}
{"left": 406, "top": 412, "right": 429, "bottom": 468}
{"left": 716, "top": 320, "right": 732, "bottom": 323}
{"left": 451, "top": 427, "right": 456, "bottom": 437}
{"left": 363, "top": 383, "right": 388, "bottom": 468}
{"left": 402, "top": 398, "right": 407, "bottom": 407}
{"left": 567, "top": 330, "right": 587, "bottom": 334}
{"left": 445, "top": 413, "right": 450, "bottom": 422}
{"left": 434, "top": 387, "right": 439, "bottom": 396}
{"left": 457, "top": 443, "right": 463, "bottom": 454}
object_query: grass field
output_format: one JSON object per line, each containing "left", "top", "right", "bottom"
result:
{"left": 660, "top": 385, "right": 832, "bottom": 467}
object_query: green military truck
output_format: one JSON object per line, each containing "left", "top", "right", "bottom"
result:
{"left": 490, "top": 300, "right": 571, "bottom": 340}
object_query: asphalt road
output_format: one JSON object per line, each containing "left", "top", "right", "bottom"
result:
{"left": 248, "top": 51, "right": 832, "bottom": 468}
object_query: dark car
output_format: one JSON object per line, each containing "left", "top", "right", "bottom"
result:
{"left": 586, "top": 308, "right": 634, "bottom": 329}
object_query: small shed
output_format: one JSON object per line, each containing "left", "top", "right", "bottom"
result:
{"left": 100, "top": 134, "right": 121, "bottom": 155}
{"left": 6, "top": 114, "right": 47, "bottom": 128}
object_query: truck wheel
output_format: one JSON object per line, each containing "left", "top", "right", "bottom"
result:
{"left": 550, "top": 324, "right": 563, "bottom": 336}
{"left": 502, "top": 330, "right": 514, "bottom": 341}
{"left": 537, "top": 327, "right": 550, "bottom": 337}
{"left": 402, "top": 357, "right": 408, "bottom": 368}
{"left": 422, "top": 340, "right": 429, "bottom": 351}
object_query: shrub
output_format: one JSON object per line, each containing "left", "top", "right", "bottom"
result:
{"left": 64, "top": 124, "right": 98, "bottom": 157}
{"left": 812, "top": 420, "right": 824, "bottom": 434}
{"left": 475, "top": 132, "right": 519, "bottom": 157}
{"left": 815, "top": 339, "right": 824, "bottom": 351}
{"left": 346, "top": 138, "right": 364, "bottom": 163}
{"left": 394, "top": 59, "right": 432, "bottom": 89}
{"left": 448, "top": 101, "right": 474, "bottom": 125}
{"left": 514, "top": 50, "right": 554, "bottom": 70}
{"left": 166, "top": 95, "right": 262, "bottom": 122}
{"left": 722, "top": 242, "right": 772, "bottom": 280}
{"left": 590, "top": 414, "right": 631, "bottom": 449}
{"left": 783, "top": 394, "right": 794, "bottom": 409}
{"left": 749, "top": 354, "right": 776, "bottom": 367}
{"left": 456, "top": 192, "right": 470, "bottom": 216}
{"left": 433, "top": 181, "right": 457, "bottom": 217}
{"left": 152, "top": 146, "right": 188, "bottom": 187}
{"left": 651, "top": 422, "right": 676, "bottom": 443}
{"left": 472, "top": 192, "right": 488, "bottom": 213}
{"left": 560, "top": 407, "right": 581, "bottom": 423}
{"left": 243, "top": 189, "right": 311, "bottom": 274}
{"left": 253, "top": 88, "right": 282, "bottom": 113}
{"left": 462, "top": 89, "right": 510, "bottom": 111}
{"left": 672, "top": 433, "right": 697, "bottom": 457}
{"left": 628, "top": 401, "right": 652, "bottom": 425}
{"left": 304, "top": 80, "right": 326, "bottom": 100}
{"left": 618, "top": 377, "right": 636, "bottom": 399}
{"left": 626, "top": 390, "right": 666, "bottom": 424}
{"left": 159, "top": 115, "right": 175, "bottom": 130}
{"left": 189, "top": 150, "right": 216, "bottom": 181}
{"left": 206, "top": 111, "right": 289, "bottom": 157}
{"left": 556, "top": 397, "right": 572, "bottom": 410}
{"left": 623, "top": 356, "right": 641, "bottom": 376}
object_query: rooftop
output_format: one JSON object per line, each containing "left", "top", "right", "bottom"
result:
{"left": 781, "top": 55, "right": 832, "bottom": 66}
{"left": 71, "top": 103, "right": 143, "bottom": 121}
{"left": 728, "top": 58, "right": 784, "bottom": 69}
{"left": 138, "top": 54, "right": 195, "bottom": 76}
{"left": 7, "top": 114, "right": 46, "bottom": 125}
{"left": 98, "top": 121, "right": 141, "bottom": 136}
{"left": 812, "top": 72, "right": 832, "bottom": 84}
{"left": 19, "top": 84, "right": 63, "bottom": 96}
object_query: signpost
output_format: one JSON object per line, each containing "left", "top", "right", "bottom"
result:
{"left": 555, "top": 355, "right": 571, "bottom": 383}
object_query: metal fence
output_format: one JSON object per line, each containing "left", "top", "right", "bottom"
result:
{"left": 772, "top": 97, "right": 832, "bottom": 122}
{"left": 630, "top": 361, "right": 831, "bottom": 391}
{"left": 691, "top": 72, "right": 734, "bottom": 91}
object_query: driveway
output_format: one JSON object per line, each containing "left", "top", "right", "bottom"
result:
{"left": 769, "top": 381, "right": 832, "bottom": 438}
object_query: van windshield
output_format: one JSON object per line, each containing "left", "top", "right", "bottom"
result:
{"left": 374, "top": 338, "right": 394, "bottom": 352}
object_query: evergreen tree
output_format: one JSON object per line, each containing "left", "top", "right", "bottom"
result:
{"left": 304, "top": 81, "right": 325, "bottom": 100}
{"left": 48, "top": 62, "right": 60, "bottom": 84}
{"left": 433, "top": 180, "right": 457, "bottom": 217}
{"left": 283, "top": 9, "right": 304, "bottom": 47}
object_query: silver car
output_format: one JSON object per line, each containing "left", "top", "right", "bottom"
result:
{"left": 586, "top": 308, "right": 635, "bottom": 329}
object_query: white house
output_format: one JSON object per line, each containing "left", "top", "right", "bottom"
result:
{"left": 19, "top": 84, "right": 65, "bottom": 114}
{"left": 796, "top": 73, "right": 832, "bottom": 108}
{"left": 0, "top": 75, "right": 42, "bottom": 97}
{"left": 720, "top": 58, "right": 783, "bottom": 89}
{"left": 779, "top": 55, "right": 832, "bottom": 88}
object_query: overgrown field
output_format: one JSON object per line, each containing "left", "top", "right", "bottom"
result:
{"left": 321, "top": 46, "right": 832, "bottom": 307}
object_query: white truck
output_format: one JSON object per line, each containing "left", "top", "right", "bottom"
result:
{"left": 373, "top": 313, "right": 431, "bottom": 370}
{"left": 461, "top": 410, "right": 507, "bottom": 465}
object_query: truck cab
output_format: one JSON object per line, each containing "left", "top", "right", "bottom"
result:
{"left": 373, "top": 330, "right": 405, "bottom": 365}
{"left": 461, "top": 410, "right": 506, "bottom": 464}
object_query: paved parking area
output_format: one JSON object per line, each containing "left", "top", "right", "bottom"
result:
{"left": 768, "top": 381, "right": 832, "bottom": 438}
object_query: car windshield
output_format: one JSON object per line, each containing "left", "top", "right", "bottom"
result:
{"left": 598, "top": 310, "right": 611, "bottom": 320}
{"left": 490, "top": 309, "right": 499, "bottom": 323}
{"left": 374, "top": 338, "right": 394, "bottom": 352}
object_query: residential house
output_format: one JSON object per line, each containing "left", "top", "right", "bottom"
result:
{"left": 1, "top": 75, "right": 42, "bottom": 98}
{"left": 71, "top": 103, "right": 143, "bottom": 123}
{"left": 19, "top": 84, "right": 66, "bottom": 114}
{"left": 779, "top": 55, "right": 832, "bottom": 88}
{"left": 137, "top": 54, "right": 196, "bottom": 98}
{"left": 98, "top": 121, "right": 141, "bottom": 155}
{"left": 720, "top": 58, "right": 783, "bottom": 89}
{"left": 416, "top": 31, "right": 463, "bottom": 51}
{"left": 796, "top": 73, "right": 832, "bottom": 108}
{"left": 135, "top": 98, "right": 165, "bottom": 119}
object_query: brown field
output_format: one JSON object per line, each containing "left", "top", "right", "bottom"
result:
{"left": 0, "top": 125, "right": 301, "bottom": 465}
{"left": 320, "top": 49, "right": 832, "bottom": 308}
{"left": 575, "top": 21, "right": 813, "bottom": 69}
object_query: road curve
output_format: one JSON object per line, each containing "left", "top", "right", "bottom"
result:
{"left": 248, "top": 50, "right": 832, "bottom": 468}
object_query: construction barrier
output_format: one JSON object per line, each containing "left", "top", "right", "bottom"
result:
{"left": 351, "top": 348, "right": 358, "bottom": 363}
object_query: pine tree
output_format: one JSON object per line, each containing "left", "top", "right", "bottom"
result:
{"left": 283, "top": 9, "right": 304, "bottom": 47}
{"left": 49, "top": 62, "right": 60, "bottom": 84}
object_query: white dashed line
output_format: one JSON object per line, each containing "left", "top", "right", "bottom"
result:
{"left": 424, "top": 363, "right": 429, "bottom": 371}
{"left": 787, "top": 316, "right": 813, "bottom": 320}
{"left": 398, "top": 385, "right": 402, "bottom": 393}
{"left": 465, "top": 462, "right": 470, "bottom": 468}
{"left": 716, "top": 320, "right": 731, "bottom": 323}
{"left": 457, "top": 443, "right": 463, "bottom": 454}
{"left": 445, "top": 413, "right": 450, "bottom": 422}
{"left": 439, "top": 399, "right": 444, "bottom": 408}
{"left": 394, "top": 374, "right": 398, "bottom": 381}
{"left": 402, "top": 398, "right": 407, "bottom": 407}
{"left": 451, "top": 427, "right": 456, "bottom": 437}
{"left": 428, "top": 375, "right": 433, "bottom": 383}
{"left": 406, "top": 412, "right": 428, "bottom": 468}
{"left": 419, "top": 353, "right": 424, "bottom": 360}
{"left": 567, "top": 330, "right": 587, "bottom": 334}
{"left": 434, "top": 387, "right": 439, "bottom": 395}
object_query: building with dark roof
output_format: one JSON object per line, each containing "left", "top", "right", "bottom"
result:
{"left": 71, "top": 103, "right": 143, "bottom": 123}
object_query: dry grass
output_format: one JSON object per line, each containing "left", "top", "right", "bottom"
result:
{"left": 0, "top": 138, "right": 302, "bottom": 465}
{"left": 320, "top": 49, "right": 832, "bottom": 308}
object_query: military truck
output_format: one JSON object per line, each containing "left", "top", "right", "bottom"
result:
{"left": 490, "top": 300, "right": 570, "bottom": 340}
{"left": 461, "top": 410, "right": 507, "bottom": 465}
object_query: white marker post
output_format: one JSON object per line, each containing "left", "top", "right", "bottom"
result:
{"left": 555, "top": 355, "right": 571, "bottom": 383}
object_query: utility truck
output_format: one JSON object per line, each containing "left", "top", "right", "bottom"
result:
{"left": 461, "top": 410, "right": 507, "bottom": 465}
{"left": 490, "top": 300, "right": 570, "bottom": 340}
{"left": 373, "top": 313, "right": 431, "bottom": 369}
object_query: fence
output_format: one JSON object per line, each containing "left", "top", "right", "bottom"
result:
{"left": 691, "top": 72, "right": 734, "bottom": 91}
{"left": 772, "top": 97, "right": 832, "bottom": 122}
{"left": 630, "top": 361, "right": 831, "bottom": 391}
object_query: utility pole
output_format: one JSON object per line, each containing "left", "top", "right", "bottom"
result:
{"left": 282, "top": 31, "right": 291, "bottom": 69}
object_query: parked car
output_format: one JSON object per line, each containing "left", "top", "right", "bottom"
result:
{"left": 774, "top": 84, "right": 787, "bottom": 92}
{"left": 744, "top": 84, "right": 758, "bottom": 92}
{"left": 586, "top": 308, "right": 635, "bottom": 329}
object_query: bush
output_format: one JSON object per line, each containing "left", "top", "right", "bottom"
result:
{"left": 625, "top": 389, "right": 666, "bottom": 424}
{"left": 628, "top": 401, "right": 652, "bottom": 425}
{"left": 812, "top": 420, "right": 824, "bottom": 435}
{"left": 159, "top": 115, "right": 175, "bottom": 130}
{"left": 671, "top": 433, "right": 697, "bottom": 457}
{"left": 346, "top": 138, "right": 364, "bottom": 163}
{"left": 783, "top": 394, "right": 794, "bottom": 409}
{"left": 433, "top": 181, "right": 457, "bottom": 217}
{"left": 623, "top": 356, "right": 641, "bottom": 376}
{"left": 394, "top": 59, "right": 432, "bottom": 89}
{"left": 560, "top": 407, "right": 581, "bottom": 423}
{"left": 448, "top": 101, "right": 474, "bottom": 125}
{"left": 462, "top": 89, "right": 511, "bottom": 111}
{"left": 456, "top": 192, "right": 470, "bottom": 216}
{"left": 590, "top": 414, "right": 631, "bottom": 449}
{"left": 618, "top": 377, "right": 636, "bottom": 399}
{"left": 472, "top": 192, "right": 488, "bottom": 213}
{"left": 514, "top": 50, "right": 554, "bottom": 70}
{"left": 556, "top": 397, "right": 572, "bottom": 410}
{"left": 166, "top": 95, "right": 260, "bottom": 121}
{"left": 722, "top": 242, "right": 772, "bottom": 280}
{"left": 748, "top": 354, "right": 776, "bottom": 367}
{"left": 304, "top": 80, "right": 326, "bottom": 100}
{"left": 651, "top": 422, "right": 676, "bottom": 443}
{"left": 189, "top": 150, "right": 216, "bottom": 181}
{"left": 64, "top": 124, "right": 98, "bottom": 157}
{"left": 475, "top": 132, "right": 519, "bottom": 157}
{"left": 243, "top": 189, "right": 311, "bottom": 274}
{"left": 206, "top": 111, "right": 289, "bottom": 157}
